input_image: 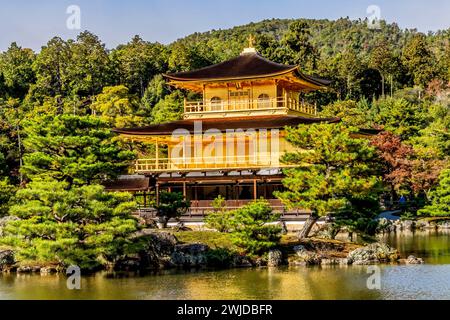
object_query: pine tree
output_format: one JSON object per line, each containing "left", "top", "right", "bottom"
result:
{"left": 1, "top": 179, "right": 138, "bottom": 269}
{"left": 419, "top": 169, "right": 450, "bottom": 216}
{"left": 276, "top": 123, "right": 382, "bottom": 239}
{"left": 21, "top": 114, "right": 135, "bottom": 186}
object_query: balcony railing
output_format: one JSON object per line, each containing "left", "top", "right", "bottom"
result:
{"left": 184, "top": 97, "right": 317, "bottom": 116}
{"left": 135, "top": 155, "right": 290, "bottom": 173}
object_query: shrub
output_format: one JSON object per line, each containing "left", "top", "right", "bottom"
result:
{"left": 419, "top": 169, "right": 450, "bottom": 216}
{"left": 228, "top": 200, "right": 281, "bottom": 255}
{"left": 205, "top": 248, "right": 235, "bottom": 268}
{"left": 155, "top": 192, "right": 189, "bottom": 228}
{"left": 1, "top": 179, "right": 139, "bottom": 270}
{"left": 204, "top": 196, "right": 235, "bottom": 232}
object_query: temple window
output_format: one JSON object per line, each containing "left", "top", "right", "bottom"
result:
{"left": 210, "top": 97, "right": 222, "bottom": 111}
{"left": 257, "top": 93, "right": 270, "bottom": 109}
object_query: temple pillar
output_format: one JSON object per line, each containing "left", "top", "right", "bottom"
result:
{"left": 156, "top": 183, "right": 160, "bottom": 205}
{"left": 143, "top": 190, "right": 147, "bottom": 207}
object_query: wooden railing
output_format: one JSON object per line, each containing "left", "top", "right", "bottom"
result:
{"left": 184, "top": 97, "right": 317, "bottom": 116}
{"left": 135, "top": 155, "right": 287, "bottom": 173}
{"left": 136, "top": 199, "right": 312, "bottom": 219}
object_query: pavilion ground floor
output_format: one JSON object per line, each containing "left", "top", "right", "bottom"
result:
{"left": 105, "top": 170, "right": 310, "bottom": 216}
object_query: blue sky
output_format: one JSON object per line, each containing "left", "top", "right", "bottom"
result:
{"left": 0, "top": 0, "right": 449, "bottom": 51}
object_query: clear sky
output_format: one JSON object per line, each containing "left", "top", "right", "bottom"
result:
{"left": 1, "top": 0, "right": 449, "bottom": 51}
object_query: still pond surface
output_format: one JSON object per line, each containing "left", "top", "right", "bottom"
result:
{"left": 1, "top": 231, "right": 450, "bottom": 300}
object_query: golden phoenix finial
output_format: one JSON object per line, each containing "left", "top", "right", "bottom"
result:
{"left": 248, "top": 34, "right": 255, "bottom": 48}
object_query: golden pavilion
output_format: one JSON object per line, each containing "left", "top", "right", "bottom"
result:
{"left": 112, "top": 42, "right": 337, "bottom": 212}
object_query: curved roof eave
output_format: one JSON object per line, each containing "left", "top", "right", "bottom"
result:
{"left": 162, "top": 66, "right": 299, "bottom": 83}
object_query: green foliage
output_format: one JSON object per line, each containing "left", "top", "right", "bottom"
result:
{"left": 151, "top": 91, "right": 184, "bottom": 124}
{"left": 412, "top": 103, "right": 450, "bottom": 159}
{"left": 320, "top": 99, "right": 371, "bottom": 128}
{"left": 141, "top": 74, "right": 169, "bottom": 115}
{"left": 372, "top": 97, "right": 429, "bottom": 139}
{"left": 168, "top": 42, "right": 213, "bottom": 72}
{"left": 205, "top": 248, "right": 235, "bottom": 268}
{"left": 228, "top": 200, "right": 281, "bottom": 255}
{"left": 0, "top": 178, "right": 16, "bottom": 217}
{"left": 111, "top": 35, "right": 167, "bottom": 96}
{"left": 282, "top": 21, "right": 318, "bottom": 71}
{"left": 0, "top": 98, "right": 25, "bottom": 181}
{"left": 65, "top": 31, "right": 112, "bottom": 98}
{"left": 205, "top": 196, "right": 235, "bottom": 233}
{"left": 419, "top": 169, "right": 450, "bottom": 216}
{"left": 21, "top": 114, "right": 135, "bottom": 186}
{"left": 276, "top": 123, "right": 382, "bottom": 225}
{"left": 369, "top": 41, "right": 402, "bottom": 96}
{"left": 155, "top": 192, "right": 189, "bottom": 227}
{"left": 91, "top": 85, "right": 148, "bottom": 128}
{"left": 1, "top": 179, "right": 138, "bottom": 269}
{"left": 30, "top": 37, "right": 71, "bottom": 99}
{"left": 0, "top": 42, "right": 35, "bottom": 98}
{"left": 402, "top": 34, "right": 437, "bottom": 87}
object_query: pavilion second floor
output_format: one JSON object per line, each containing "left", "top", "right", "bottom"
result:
{"left": 114, "top": 114, "right": 340, "bottom": 175}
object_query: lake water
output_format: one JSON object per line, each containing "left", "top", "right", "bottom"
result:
{"left": 1, "top": 231, "right": 450, "bottom": 300}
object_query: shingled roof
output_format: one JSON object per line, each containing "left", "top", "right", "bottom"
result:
{"left": 163, "top": 51, "right": 331, "bottom": 87}
{"left": 113, "top": 115, "right": 340, "bottom": 136}
{"left": 104, "top": 175, "right": 150, "bottom": 192}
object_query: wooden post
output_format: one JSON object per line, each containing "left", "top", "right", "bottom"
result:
{"left": 264, "top": 181, "right": 268, "bottom": 199}
{"left": 203, "top": 84, "right": 206, "bottom": 111}
{"left": 156, "top": 183, "right": 160, "bottom": 205}
{"left": 284, "top": 90, "right": 288, "bottom": 109}
{"left": 183, "top": 180, "right": 187, "bottom": 199}
{"left": 253, "top": 179, "right": 257, "bottom": 200}
{"left": 143, "top": 190, "right": 147, "bottom": 207}
{"left": 155, "top": 137, "right": 159, "bottom": 170}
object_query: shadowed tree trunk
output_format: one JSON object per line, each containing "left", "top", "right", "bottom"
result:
{"left": 156, "top": 215, "right": 170, "bottom": 229}
{"left": 298, "top": 212, "right": 319, "bottom": 239}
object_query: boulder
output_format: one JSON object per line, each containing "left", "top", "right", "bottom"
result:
{"left": 17, "top": 266, "right": 32, "bottom": 273}
{"left": 377, "top": 218, "right": 395, "bottom": 234}
{"left": 406, "top": 255, "right": 424, "bottom": 264}
{"left": 255, "top": 257, "right": 267, "bottom": 267}
{"left": 114, "top": 255, "right": 141, "bottom": 271}
{"left": 292, "top": 245, "right": 322, "bottom": 265}
{"left": 348, "top": 243, "right": 399, "bottom": 265}
{"left": 400, "top": 220, "right": 415, "bottom": 231}
{"left": 232, "top": 255, "right": 253, "bottom": 268}
{"left": 267, "top": 249, "right": 283, "bottom": 267}
{"left": 0, "top": 250, "right": 15, "bottom": 271}
{"left": 415, "top": 220, "right": 431, "bottom": 230}
{"left": 170, "top": 243, "right": 209, "bottom": 267}
{"left": 128, "top": 230, "right": 179, "bottom": 270}
{"left": 437, "top": 221, "right": 450, "bottom": 230}
{"left": 40, "top": 266, "right": 58, "bottom": 275}
{"left": 293, "top": 245, "right": 306, "bottom": 253}
{"left": 321, "top": 258, "right": 350, "bottom": 266}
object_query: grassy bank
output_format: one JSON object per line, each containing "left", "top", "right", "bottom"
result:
{"left": 174, "top": 231, "right": 362, "bottom": 259}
